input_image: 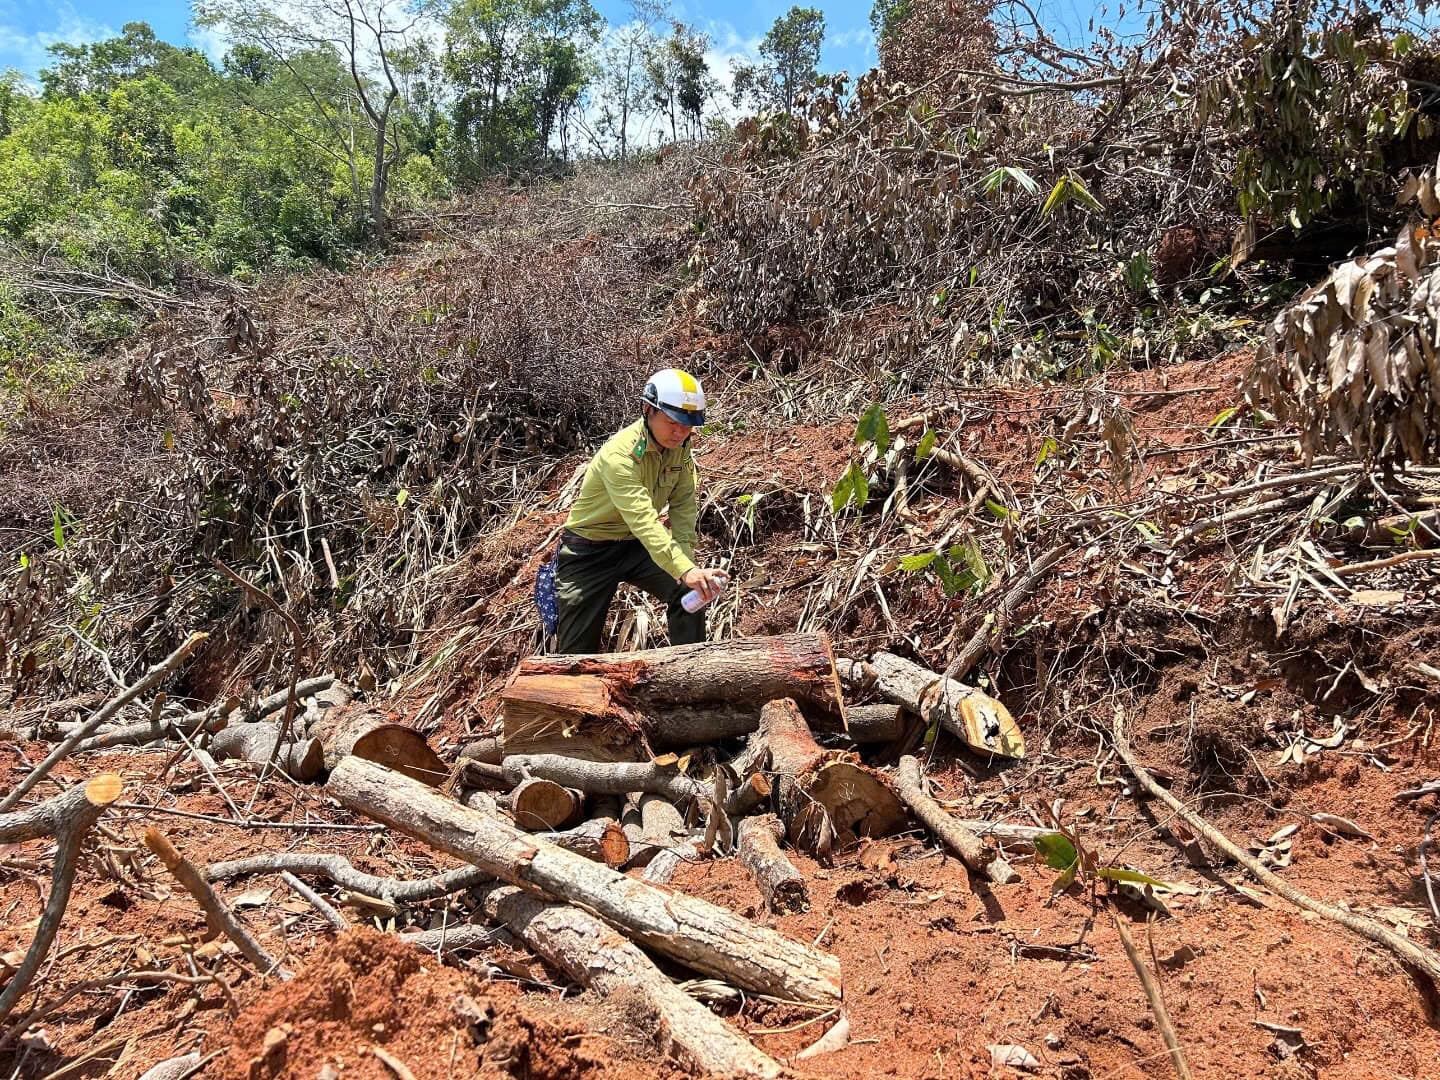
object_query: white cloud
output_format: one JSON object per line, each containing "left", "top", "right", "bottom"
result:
{"left": 0, "top": 2, "right": 115, "bottom": 78}
{"left": 186, "top": 24, "right": 232, "bottom": 66}
{"left": 827, "top": 26, "right": 874, "bottom": 52}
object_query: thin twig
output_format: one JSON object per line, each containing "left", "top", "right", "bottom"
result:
{"left": 1112, "top": 915, "right": 1193, "bottom": 1080}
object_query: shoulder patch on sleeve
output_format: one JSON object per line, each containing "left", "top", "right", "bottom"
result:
{"left": 631, "top": 437, "right": 647, "bottom": 460}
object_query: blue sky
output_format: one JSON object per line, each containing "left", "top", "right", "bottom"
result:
{"left": 0, "top": 0, "right": 1111, "bottom": 83}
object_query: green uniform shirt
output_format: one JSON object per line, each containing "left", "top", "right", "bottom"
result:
{"left": 563, "top": 418, "right": 698, "bottom": 580}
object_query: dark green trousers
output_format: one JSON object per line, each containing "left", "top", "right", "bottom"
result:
{"left": 554, "top": 534, "right": 704, "bottom": 654}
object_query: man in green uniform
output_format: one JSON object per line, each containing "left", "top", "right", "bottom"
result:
{"left": 554, "top": 368, "right": 728, "bottom": 654}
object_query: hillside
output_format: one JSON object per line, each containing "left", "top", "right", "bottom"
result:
{"left": 4, "top": 3, "right": 1440, "bottom": 1077}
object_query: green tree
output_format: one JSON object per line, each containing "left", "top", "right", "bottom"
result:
{"left": 868, "top": 0, "right": 911, "bottom": 47}
{"left": 196, "top": 0, "right": 426, "bottom": 243}
{"left": 588, "top": 0, "right": 666, "bottom": 161}
{"left": 644, "top": 20, "right": 715, "bottom": 142}
{"left": 0, "top": 70, "right": 32, "bottom": 139}
{"left": 731, "top": 6, "right": 825, "bottom": 116}
{"left": 439, "top": 0, "right": 599, "bottom": 175}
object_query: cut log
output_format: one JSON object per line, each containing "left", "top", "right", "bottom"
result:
{"left": 0, "top": 774, "right": 123, "bottom": 1024}
{"left": 895, "top": 756, "right": 1018, "bottom": 884}
{"left": 308, "top": 707, "right": 446, "bottom": 786}
{"left": 510, "top": 778, "right": 582, "bottom": 831}
{"left": 643, "top": 834, "right": 706, "bottom": 884}
{"left": 457, "top": 758, "right": 508, "bottom": 790}
{"left": 854, "top": 652, "right": 1024, "bottom": 759}
{"left": 738, "top": 699, "right": 906, "bottom": 855}
{"left": 458, "top": 789, "right": 500, "bottom": 814}
{"left": 327, "top": 756, "right": 842, "bottom": 1004}
{"left": 502, "top": 633, "right": 845, "bottom": 759}
{"left": 844, "top": 703, "right": 910, "bottom": 744}
{"left": 209, "top": 723, "right": 324, "bottom": 782}
{"left": 458, "top": 735, "right": 505, "bottom": 765}
{"left": 737, "top": 815, "right": 809, "bottom": 914}
{"left": 542, "top": 818, "right": 630, "bottom": 867}
{"left": 472, "top": 883, "right": 782, "bottom": 1078}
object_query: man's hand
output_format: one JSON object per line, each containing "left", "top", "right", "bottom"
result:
{"left": 681, "top": 567, "right": 728, "bottom": 604}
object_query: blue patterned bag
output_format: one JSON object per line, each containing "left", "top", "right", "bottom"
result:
{"left": 534, "top": 547, "right": 560, "bottom": 638}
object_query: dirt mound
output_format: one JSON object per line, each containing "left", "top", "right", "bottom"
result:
{"left": 214, "top": 928, "right": 608, "bottom": 1079}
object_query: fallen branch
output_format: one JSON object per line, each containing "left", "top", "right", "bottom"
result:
{"left": 0, "top": 634, "right": 206, "bottom": 812}
{"left": 895, "top": 756, "right": 1018, "bottom": 884}
{"left": 205, "top": 852, "right": 491, "bottom": 903}
{"left": 737, "top": 815, "right": 809, "bottom": 914}
{"left": 280, "top": 871, "right": 349, "bottom": 932}
{"left": 1111, "top": 715, "right": 1440, "bottom": 989}
{"left": 472, "top": 883, "right": 782, "bottom": 1077}
{"left": 500, "top": 754, "right": 707, "bottom": 805}
{"left": 71, "top": 701, "right": 232, "bottom": 753}
{"left": 328, "top": 756, "right": 842, "bottom": 1003}
{"left": 0, "top": 774, "right": 123, "bottom": 1024}
{"left": 1112, "top": 915, "right": 1192, "bottom": 1080}
{"left": 943, "top": 541, "right": 1073, "bottom": 687}
{"left": 1329, "top": 549, "right": 1440, "bottom": 577}
{"left": 143, "top": 828, "right": 291, "bottom": 979}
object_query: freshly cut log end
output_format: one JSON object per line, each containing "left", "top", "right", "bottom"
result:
{"left": 309, "top": 707, "right": 447, "bottom": 786}
{"left": 84, "top": 773, "right": 123, "bottom": 806}
{"left": 749, "top": 699, "right": 907, "bottom": 853}
{"left": 799, "top": 761, "right": 907, "bottom": 849}
{"left": 511, "top": 778, "right": 582, "bottom": 831}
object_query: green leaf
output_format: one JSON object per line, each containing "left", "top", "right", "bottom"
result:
{"left": 984, "top": 498, "right": 1012, "bottom": 520}
{"left": 396, "top": 489, "right": 410, "bottom": 508}
{"left": 851, "top": 464, "right": 870, "bottom": 510}
{"left": 899, "top": 552, "right": 938, "bottom": 572}
{"left": 1209, "top": 405, "right": 1239, "bottom": 429}
{"left": 19, "top": 553, "right": 29, "bottom": 569}
{"left": 52, "top": 506, "right": 66, "bottom": 551}
{"left": 830, "top": 467, "right": 855, "bottom": 514}
{"left": 980, "top": 165, "right": 1040, "bottom": 197}
{"left": 1036, "top": 436, "right": 1058, "bottom": 467}
{"left": 916, "top": 429, "right": 937, "bottom": 461}
{"left": 1034, "top": 832, "right": 1078, "bottom": 872}
{"left": 855, "top": 404, "right": 890, "bottom": 454}
{"left": 931, "top": 554, "right": 963, "bottom": 596}
{"left": 1096, "top": 867, "right": 1167, "bottom": 887}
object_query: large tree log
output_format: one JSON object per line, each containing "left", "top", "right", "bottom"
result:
{"left": 895, "top": 756, "right": 1018, "bottom": 884}
{"left": 0, "top": 774, "right": 122, "bottom": 1023}
{"left": 327, "top": 757, "right": 842, "bottom": 1004}
{"left": 847, "top": 653, "right": 1024, "bottom": 759}
{"left": 308, "top": 707, "right": 446, "bottom": 785}
{"left": 472, "top": 883, "right": 782, "bottom": 1078}
{"left": 737, "top": 699, "right": 906, "bottom": 855}
{"left": 502, "top": 633, "right": 845, "bottom": 759}
{"left": 209, "top": 723, "right": 324, "bottom": 782}
{"left": 737, "top": 815, "right": 809, "bottom": 914}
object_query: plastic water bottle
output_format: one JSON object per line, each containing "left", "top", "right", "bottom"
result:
{"left": 680, "top": 572, "right": 728, "bottom": 613}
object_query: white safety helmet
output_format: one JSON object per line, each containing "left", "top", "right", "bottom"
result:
{"left": 641, "top": 368, "right": 706, "bottom": 426}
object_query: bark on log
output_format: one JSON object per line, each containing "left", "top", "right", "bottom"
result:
{"left": 256, "top": 675, "right": 336, "bottom": 717}
{"left": 459, "top": 789, "right": 500, "bottom": 814}
{"left": 456, "top": 758, "right": 508, "bottom": 790}
{"left": 541, "top": 818, "right": 631, "bottom": 867}
{"left": 72, "top": 701, "right": 235, "bottom": 753}
{"left": 501, "top": 754, "right": 707, "bottom": 805}
{"left": 643, "top": 834, "right": 706, "bottom": 884}
{"left": 737, "top": 815, "right": 809, "bottom": 914}
{"left": 844, "top": 703, "right": 910, "bottom": 744}
{"left": 502, "top": 633, "right": 845, "bottom": 759}
{"left": 856, "top": 652, "right": 1024, "bottom": 759}
{"left": 206, "top": 852, "right": 491, "bottom": 903}
{"left": 472, "top": 883, "right": 783, "bottom": 1078}
{"left": 209, "top": 723, "right": 324, "bottom": 782}
{"left": 0, "top": 774, "right": 122, "bottom": 1024}
{"left": 459, "top": 735, "right": 505, "bottom": 765}
{"left": 738, "top": 699, "right": 906, "bottom": 854}
{"left": 895, "top": 756, "right": 1018, "bottom": 884}
{"left": 510, "top": 778, "right": 582, "bottom": 831}
{"left": 327, "top": 756, "right": 842, "bottom": 1003}
{"left": 308, "top": 707, "right": 446, "bottom": 786}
